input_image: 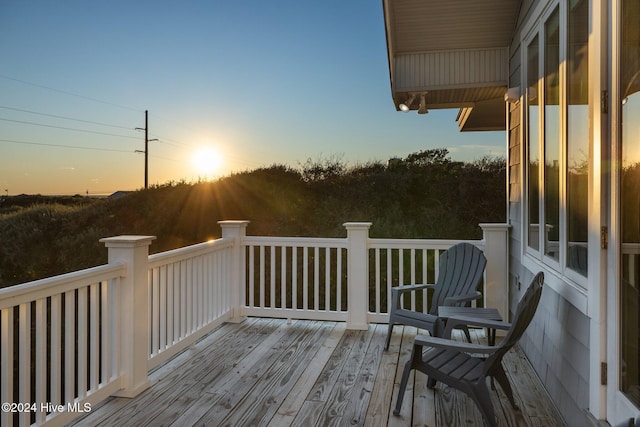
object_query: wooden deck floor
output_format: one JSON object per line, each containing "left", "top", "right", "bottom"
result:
{"left": 72, "top": 317, "right": 565, "bottom": 427}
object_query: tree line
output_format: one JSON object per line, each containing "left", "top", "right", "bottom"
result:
{"left": 0, "top": 149, "right": 506, "bottom": 288}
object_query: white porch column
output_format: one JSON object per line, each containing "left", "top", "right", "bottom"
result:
{"left": 343, "top": 222, "right": 372, "bottom": 330}
{"left": 219, "top": 220, "right": 250, "bottom": 324}
{"left": 479, "top": 223, "right": 511, "bottom": 321}
{"left": 100, "top": 235, "right": 155, "bottom": 398}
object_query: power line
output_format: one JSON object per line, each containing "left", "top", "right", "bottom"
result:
{"left": 0, "top": 74, "right": 236, "bottom": 145}
{"left": 147, "top": 153, "right": 179, "bottom": 162}
{"left": 148, "top": 111, "right": 202, "bottom": 135}
{"left": 0, "top": 138, "right": 178, "bottom": 161}
{"left": 0, "top": 106, "right": 191, "bottom": 149}
{"left": 0, "top": 74, "right": 143, "bottom": 113}
{"left": 0, "top": 75, "right": 254, "bottom": 167}
{"left": 0, "top": 138, "right": 134, "bottom": 153}
{"left": 0, "top": 75, "right": 210, "bottom": 151}
{"left": 0, "top": 105, "right": 135, "bottom": 130}
{"left": 0, "top": 117, "right": 140, "bottom": 139}
{"left": 0, "top": 114, "right": 183, "bottom": 161}
{"left": 148, "top": 133, "right": 193, "bottom": 148}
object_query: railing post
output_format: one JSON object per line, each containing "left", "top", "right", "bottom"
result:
{"left": 343, "top": 222, "right": 372, "bottom": 330}
{"left": 100, "top": 235, "right": 156, "bottom": 398}
{"left": 219, "top": 220, "right": 250, "bottom": 324}
{"left": 479, "top": 223, "right": 511, "bottom": 321}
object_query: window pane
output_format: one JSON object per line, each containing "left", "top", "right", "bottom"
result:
{"left": 620, "top": 0, "right": 640, "bottom": 408}
{"left": 528, "top": 36, "right": 540, "bottom": 251}
{"left": 544, "top": 7, "right": 560, "bottom": 261}
{"left": 567, "top": 0, "right": 589, "bottom": 276}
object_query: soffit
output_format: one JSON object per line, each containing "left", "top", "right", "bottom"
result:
{"left": 386, "top": 0, "right": 522, "bottom": 55}
{"left": 383, "top": 0, "right": 521, "bottom": 130}
{"left": 456, "top": 98, "right": 508, "bottom": 132}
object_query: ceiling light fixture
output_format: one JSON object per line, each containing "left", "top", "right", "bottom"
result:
{"left": 505, "top": 87, "right": 521, "bottom": 104}
{"left": 399, "top": 94, "right": 416, "bottom": 112}
{"left": 418, "top": 93, "right": 429, "bottom": 114}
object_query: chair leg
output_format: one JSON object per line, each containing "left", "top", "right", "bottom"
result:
{"left": 393, "top": 357, "right": 413, "bottom": 415}
{"left": 385, "top": 323, "right": 394, "bottom": 350}
{"left": 393, "top": 343, "right": 423, "bottom": 415}
{"left": 462, "top": 326, "right": 471, "bottom": 343}
{"left": 488, "top": 327, "right": 496, "bottom": 346}
{"left": 469, "top": 382, "right": 497, "bottom": 427}
{"left": 426, "top": 322, "right": 440, "bottom": 389}
{"left": 493, "top": 365, "right": 519, "bottom": 409}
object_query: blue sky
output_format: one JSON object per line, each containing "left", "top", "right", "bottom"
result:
{"left": 0, "top": 0, "right": 505, "bottom": 195}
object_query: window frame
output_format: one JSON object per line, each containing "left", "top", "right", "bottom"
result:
{"left": 522, "top": 0, "right": 590, "bottom": 291}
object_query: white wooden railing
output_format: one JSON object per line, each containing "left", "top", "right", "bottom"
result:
{"left": 242, "top": 235, "right": 349, "bottom": 322}
{"left": 240, "top": 222, "right": 508, "bottom": 328}
{"left": 147, "top": 238, "right": 234, "bottom": 369}
{"left": 241, "top": 235, "right": 486, "bottom": 324}
{"left": 0, "top": 220, "right": 509, "bottom": 426}
{"left": 0, "top": 263, "right": 126, "bottom": 427}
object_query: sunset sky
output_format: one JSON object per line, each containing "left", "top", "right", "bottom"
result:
{"left": 0, "top": 0, "right": 505, "bottom": 196}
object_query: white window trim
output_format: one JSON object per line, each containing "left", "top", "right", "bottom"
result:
{"left": 520, "top": 0, "right": 590, "bottom": 313}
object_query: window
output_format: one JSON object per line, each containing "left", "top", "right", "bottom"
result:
{"left": 527, "top": 36, "right": 540, "bottom": 252}
{"left": 525, "top": 0, "right": 589, "bottom": 281}
{"left": 566, "top": 0, "right": 589, "bottom": 276}
{"left": 620, "top": 0, "right": 640, "bottom": 406}
{"left": 544, "top": 7, "right": 560, "bottom": 262}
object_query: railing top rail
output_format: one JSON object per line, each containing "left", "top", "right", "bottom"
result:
{"left": 243, "top": 235, "right": 348, "bottom": 248}
{"left": 0, "top": 262, "right": 126, "bottom": 309}
{"left": 242, "top": 236, "right": 485, "bottom": 251}
{"left": 368, "top": 238, "right": 484, "bottom": 250}
{"left": 148, "top": 237, "right": 233, "bottom": 268}
{"left": 622, "top": 242, "right": 640, "bottom": 254}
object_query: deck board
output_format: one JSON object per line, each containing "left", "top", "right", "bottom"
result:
{"left": 71, "top": 318, "right": 566, "bottom": 427}
{"left": 314, "top": 325, "right": 377, "bottom": 426}
{"left": 364, "top": 324, "right": 403, "bottom": 426}
{"left": 213, "top": 320, "right": 335, "bottom": 426}
{"left": 388, "top": 326, "right": 417, "bottom": 427}
{"left": 268, "top": 322, "right": 346, "bottom": 427}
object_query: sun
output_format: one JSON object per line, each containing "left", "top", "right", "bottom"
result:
{"left": 191, "top": 147, "right": 222, "bottom": 177}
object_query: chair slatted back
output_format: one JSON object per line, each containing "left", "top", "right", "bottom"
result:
{"left": 430, "top": 243, "right": 487, "bottom": 315}
{"left": 485, "top": 272, "right": 544, "bottom": 372}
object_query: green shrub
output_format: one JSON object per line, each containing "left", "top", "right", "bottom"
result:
{"left": 0, "top": 150, "right": 505, "bottom": 287}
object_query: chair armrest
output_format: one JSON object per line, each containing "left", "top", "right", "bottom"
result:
{"left": 414, "top": 334, "right": 500, "bottom": 355}
{"left": 390, "top": 284, "right": 435, "bottom": 311}
{"left": 391, "top": 283, "right": 434, "bottom": 295}
{"left": 442, "top": 315, "right": 511, "bottom": 339}
{"left": 442, "top": 291, "right": 482, "bottom": 306}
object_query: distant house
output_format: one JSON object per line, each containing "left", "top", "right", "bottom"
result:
{"left": 109, "top": 191, "right": 132, "bottom": 199}
{"left": 383, "top": 0, "right": 639, "bottom": 425}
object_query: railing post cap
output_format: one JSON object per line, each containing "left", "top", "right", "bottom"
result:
{"left": 343, "top": 222, "right": 373, "bottom": 229}
{"left": 479, "top": 223, "right": 511, "bottom": 231}
{"left": 100, "top": 235, "right": 156, "bottom": 248}
{"left": 218, "top": 220, "right": 250, "bottom": 227}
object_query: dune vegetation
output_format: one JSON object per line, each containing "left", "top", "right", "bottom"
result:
{"left": 0, "top": 149, "right": 505, "bottom": 288}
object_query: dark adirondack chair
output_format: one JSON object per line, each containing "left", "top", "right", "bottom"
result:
{"left": 615, "top": 417, "right": 640, "bottom": 427}
{"left": 393, "top": 272, "right": 545, "bottom": 427}
{"left": 384, "top": 242, "right": 486, "bottom": 350}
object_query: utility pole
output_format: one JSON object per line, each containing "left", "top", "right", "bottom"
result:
{"left": 135, "top": 110, "right": 158, "bottom": 189}
{"left": 143, "top": 110, "right": 149, "bottom": 189}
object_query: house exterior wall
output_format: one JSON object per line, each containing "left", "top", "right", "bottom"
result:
{"left": 511, "top": 268, "right": 591, "bottom": 423}
{"left": 384, "top": 0, "right": 618, "bottom": 421}
{"left": 506, "top": 0, "right": 592, "bottom": 424}
{"left": 507, "top": 99, "right": 590, "bottom": 425}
